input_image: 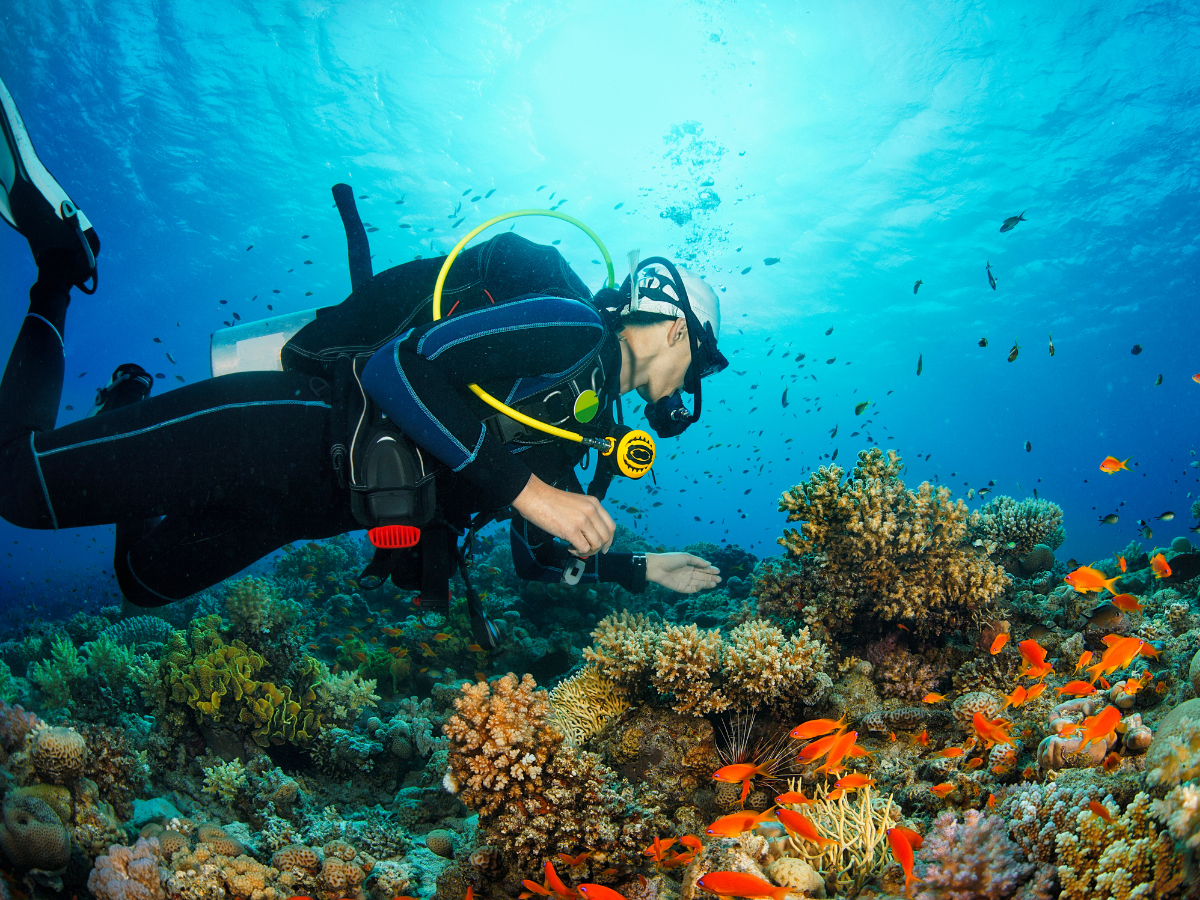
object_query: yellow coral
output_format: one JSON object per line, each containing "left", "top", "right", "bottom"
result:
{"left": 1055, "top": 793, "right": 1184, "bottom": 900}
{"left": 549, "top": 665, "right": 631, "bottom": 745}
{"left": 652, "top": 623, "right": 728, "bottom": 715}
{"left": 775, "top": 448, "right": 1007, "bottom": 637}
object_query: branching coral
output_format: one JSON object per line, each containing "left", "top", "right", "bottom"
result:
{"left": 27, "top": 636, "right": 86, "bottom": 707}
{"left": 549, "top": 665, "right": 631, "bottom": 745}
{"left": 583, "top": 615, "right": 829, "bottom": 716}
{"left": 443, "top": 673, "right": 668, "bottom": 876}
{"left": 774, "top": 449, "right": 1008, "bottom": 638}
{"left": 914, "top": 809, "right": 1053, "bottom": 900}
{"left": 224, "top": 576, "right": 302, "bottom": 636}
{"left": 973, "top": 495, "right": 1066, "bottom": 566}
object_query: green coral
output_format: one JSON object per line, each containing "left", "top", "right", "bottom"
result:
{"left": 224, "top": 576, "right": 301, "bottom": 635}
{"left": 202, "top": 758, "right": 248, "bottom": 805}
{"left": 0, "top": 661, "right": 16, "bottom": 703}
{"left": 84, "top": 635, "right": 135, "bottom": 690}
{"left": 27, "top": 635, "right": 86, "bottom": 707}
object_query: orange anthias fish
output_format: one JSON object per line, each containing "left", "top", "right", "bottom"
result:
{"left": 972, "top": 712, "right": 1014, "bottom": 748}
{"left": 1088, "top": 800, "right": 1114, "bottom": 824}
{"left": 835, "top": 774, "right": 876, "bottom": 790}
{"left": 1002, "top": 686, "right": 1027, "bottom": 709}
{"left": 1110, "top": 593, "right": 1145, "bottom": 613}
{"left": 798, "top": 731, "right": 845, "bottom": 762}
{"left": 1074, "top": 651, "right": 1094, "bottom": 674}
{"left": 1025, "top": 682, "right": 1048, "bottom": 702}
{"left": 887, "top": 827, "right": 922, "bottom": 899}
{"left": 1099, "top": 455, "right": 1131, "bottom": 473}
{"left": 1118, "top": 555, "right": 1128, "bottom": 573}
{"left": 695, "top": 872, "right": 790, "bottom": 900}
{"left": 577, "top": 885, "right": 630, "bottom": 900}
{"left": 933, "top": 747, "right": 965, "bottom": 759}
{"left": 923, "top": 692, "right": 947, "bottom": 703}
{"left": 679, "top": 835, "right": 704, "bottom": 852}
{"left": 1078, "top": 705, "right": 1122, "bottom": 751}
{"left": 929, "top": 783, "right": 955, "bottom": 799}
{"left": 774, "top": 791, "right": 813, "bottom": 806}
{"left": 1018, "top": 639, "right": 1055, "bottom": 679}
{"left": 817, "top": 730, "right": 859, "bottom": 774}
{"left": 1055, "top": 680, "right": 1097, "bottom": 697}
{"left": 790, "top": 715, "right": 847, "bottom": 740}
{"left": 775, "top": 808, "right": 837, "bottom": 849}
{"left": 713, "top": 763, "right": 774, "bottom": 784}
{"left": 705, "top": 808, "right": 776, "bottom": 838}
{"left": 642, "top": 836, "right": 676, "bottom": 862}
{"left": 558, "top": 851, "right": 592, "bottom": 867}
{"left": 433, "top": 632, "right": 453, "bottom": 641}
{"left": 989, "top": 633, "right": 1009, "bottom": 654}
{"left": 1086, "top": 636, "right": 1151, "bottom": 683}
{"left": 1063, "top": 565, "right": 1122, "bottom": 596}
{"left": 1151, "top": 553, "right": 1172, "bottom": 579}
{"left": 543, "top": 862, "right": 579, "bottom": 900}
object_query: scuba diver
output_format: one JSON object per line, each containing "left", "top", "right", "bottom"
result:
{"left": 0, "top": 75, "right": 726, "bottom": 641}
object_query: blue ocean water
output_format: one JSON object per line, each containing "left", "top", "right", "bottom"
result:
{"left": 2, "top": 0, "right": 1198, "bottom": 607}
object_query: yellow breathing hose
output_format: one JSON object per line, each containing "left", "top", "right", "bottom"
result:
{"left": 432, "top": 210, "right": 618, "bottom": 452}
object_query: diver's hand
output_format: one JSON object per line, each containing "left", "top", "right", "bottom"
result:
{"left": 646, "top": 553, "right": 721, "bottom": 593}
{"left": 511, "top": 473, "right": 615, "bottom": 557}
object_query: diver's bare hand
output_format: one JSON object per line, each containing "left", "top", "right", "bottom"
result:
{"left": 646, "top": 553, "right": 721, "bottom": 593}
{"left": 511, "top": 474, "right": 615, "bottom": 557}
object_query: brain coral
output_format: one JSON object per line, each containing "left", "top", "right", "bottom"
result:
{"left": 0, "top": 795, "right": 72, "bottom": 872}
{"left": 31, "top": 725, "right": 88, "bottom": 784}
{"left": 775, "top": 448, "right": 1009, "bottom": 638}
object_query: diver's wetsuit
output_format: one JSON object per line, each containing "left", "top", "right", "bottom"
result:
{"left": 0, "top": 233, "right": 644, "bottom": 605}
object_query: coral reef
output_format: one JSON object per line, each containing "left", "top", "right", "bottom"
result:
{"left": 548, "top": 665, "right": 631, "bottom": 745}
{"left": 773, "top": 449, "right": 1008, "bottom": 638}
{"left": 972, "top": 495, "right": 1066, "bottom": 564}
{"left": 88, "top": 836, "right": 165, "bottom": 900}
{"left": 0, "top": 794, "right": 71, "bottom": 873}
{"left": 583, "top": 615, "right": 828, "bottom": 715}
{"left": 913, "top": 809, "right": 1053, "bottom": 900}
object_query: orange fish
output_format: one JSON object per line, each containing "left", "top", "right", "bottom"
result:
{"left": 695, "top": 872, "right": 790, "bottom": 900}
{"left": 418, "top": 642, "right": 436, "bottom": 657}
{"left": 1088, "top": 801, "right": 1114, "bottom": 823}
{"left": 1058, "top": 723, "right": 1079, "bottom": 737}
{"left": 1054, "top": 680, "right": 1097, "bottom": 697}
{"left": 774, "top": 791, "right": 812, "bottom": 806}
{"left": 467, "top": 644, "right": 486, "bottom": 653}
{"left": 558, "top": 851, "right": 592, "bottom": 867}
{"left": 1118, "top": 555, "right": 1127, "bottom": 573}
{"left": 713, "top": 763, "right": 774, "bottom": 784}
{"left": 987, "top": 794, "right": 997, "bottom": 811}
{"left": 705, "top": 808, "right": 776, "bottom": 838}
{"left": 661, "top": 851, "right": 693, "bottom": 869}
{"left": 790, "top": 715, "right": 847, "bottom": 740}
{"left": 817, "top": 730, "right": 858, "bottom": 774}
{"left": 1078, "top": 705, "right": 1122, "bottom": 751}
{"left": 679, "top": 835, "right": 704, "bottom": 852}
{"left": 522, "top": 881, "right": 553, "bottom": 897}
{"left": 353, "top": 651, "right": 367, "bottom": 663}
{"left": 1002, "top": 686, "right": 1027, "bottom": 709}
{"left": 1151, "top": 553, "right": 1172, "bottom": 579}
{"left": 847, "top": 744, "right": 875, "bottom": 760}
{"left": 1099, "top": 455, "right": 1130, "bottom": 473}
{"left": 1110, "top": 593, "right": 1144, "bottom": 613}
{"left": 642, "top": 836, "right": 676, "bottom": 861}
{"left": 972, "top": 712, "right": 1014, "bottom": 748}
{"left": 913, "top": 729, "right": 929, "bottom": 747}
{"left": 965, "top": 757, "right": 984, "bottom": 770}
{"left": 826, "top": 788, "right": 845, "bottom": 801}
{"left": 466, "top": 889, "right": 474, "bottom": 900}
{"left": 1064, "top": 565, "right": 1121, "bottom": 596}
{"left": 1025, "top": 682, "right": 1048, "bottom": 702}
{"left": 775, "top": 808, "right": 836, "bottom": 849}
{"left": 887, "top": 827, "right": 922, "bottom": 900}
{"left": 929, "top": 783, "right": 954, "bottom": 799}
{"left": 1074, "top": 651, "right": 1093, "bottom": 674}
{"left": 989, "top": 633, "right": 1009, "bottom": 655}
{"left": 923, "top": 692, "right": 947, "bottom": 703}
{"left": 1086, "top": 636, "right": 1151, "bottom": 683}
{"left": 934, "top": 747, "right": 965, "bottom": 759}
{"left": 433, "top": 632, "right": 452, "bottom": 641}
{"left": 835, "top": 774, "right": 876, "bottom": 790}
{"left": 892, "top": 825, "right": 923, "bottom": 850}
{"left": 544, "top": 862, "right": 579, "bottom": 900}
{"left": 798, "top": 731, "right": 844, "bottom": 761}
{"left": 577, "top": 886, "right": 629, "bottom": 900}
{"left": 1194, "top": 373, "right": 1200, "bottom": 384}
{"left": 1018, "top": 639, "right": 1055, "bottom": 679}
{"left": 1102, "top": 752, "right": 1121, "bottom": 773}
{"left": 382, "top": 627, "right": 403, "bottom": 637}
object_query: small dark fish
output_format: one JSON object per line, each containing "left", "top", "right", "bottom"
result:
{"left": 266, "top": 305, "right": 273, "bottom": 310}
{"left": 273, "top": 289, "right": 280, "bottom": 293}
{"left": 781, "top": 388, "right": 789, "bottom": 408}
{"left": 1025, "top": 441, "right": 1032, "bottom": 452}
{"left": 825, "top": 327, "right": 834, "bottom": 335}
{"left": 303, "top": 259, "right": 313, "bottom": 264}
{"left": 1048, "top": 333, "right": 1055, "bottom": 357}
{"left": 246, "top": 244, "right": 253, "bottom": 250}
{"left": 399, "top": 223, "right": 411, "bottom": 228}
{"left": 485, "top": 189, "right": 496, "bottom": 198}
{"left": 153, "top": 337, "right": 162, "bottom": 343}
{"left": 986, "top": 260, "right": 997, "bottom": 290}
{"left": 831, "top": 448, "right": 839, "bottom": 461}
{"left": 366, "top": 227, "right": 379, "bottom": 232}
{"left": 916, "top": 353, "right": 923, "bottom": 376}
{"left": 1141, "top": 525, "right": 1154, "bottom": 539}
{"left": 232, "top": 312, "right": 241, "bottom": 320}
{"left": 1099, "top": 513, "right": 1119, "bottom": 525}
{"left": 359, "top": 193, "right": 369, "bottom": 199}
{"left": 175, "top": 375, "right": 185, "bottom": 382}
{"left": 305, "top": 291, "right": 313, "bottom": 296}
{"left": 855, "top": 400, "right": 871, "bottom": 415}
{"left": 395, "top": 195, "right": 405, "bottom": 204}
{"left": 453, "top": 218, "right": 465, "bottom": 228}
{"left": 913, "top": 279, "right": 922, "bottom": 294}
{"left": 1131, "top": 344, "right": 1143, "bottom": 355}
{"left": 1156, "top": 511, "right": 1175, "bottom": 521}
{"left": 1008, "top": 341, "right": 1020, "bottom": 362}
{"left": 462, "top": 188, "right": 471, "bottom": 196}
{"left": 978, "top": 337, "right": 989, "bottom": 347}
{"left": 741, "top": 267, "right": 751, "bottom": 275}
{"left": 471, "top": 195, "right": 482, "bottom": 202}
{"left": 1154, "top": 374, "right": 1163, "bottom": 386}
{"left": 826, "top": 357, "right": 836, "bottom": 364}
{"left": 764, "top": 257, "right": 781, "bottom": 266}
{"left": 449, "top": 202, "right": 461, "bottom": 218}
{"left": 166, "top": 352, "right": 176, "bottom": 364}
{"left": 77, "top": 372, "right": 86, "bottom": 377}
{"left": 614, "top": 201, "right": 624, "bottom": 209}
{"left": 796, "top": 353, "right": 806, "bottom": 362}
{"left": 301, "top": 234, "right": 309, "bottom": 238}
{"left": 1000, "top": 210, "right": 1027, "bottom": 232}
{"left": 223, "top": 320, "right": 232, "bottom": 327}
{"left": 830, "top": 424, "right": 838, "bottom": 438}
{"left": 154, "top": 372, "right": 165, "bottom": 379}
{"left": 537, "top": 184, "right": 546, "bottom": 191}
{"left": 64, "top": 404, "right": 73, "bottom": 410}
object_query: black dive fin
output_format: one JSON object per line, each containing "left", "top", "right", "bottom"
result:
{"left": 331, "top": 183, "right": 372, "bottom": 291}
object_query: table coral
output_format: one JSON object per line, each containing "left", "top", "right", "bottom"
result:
{"left": 914, "top": 809, "right": 1053, "bottom": 900}
{"left": 774, "top": 449, "right": 1008, "bottom": 638}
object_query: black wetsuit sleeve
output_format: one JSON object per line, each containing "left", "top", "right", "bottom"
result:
{"left": 360, "top": 296, "right": 607, "bottom": 510}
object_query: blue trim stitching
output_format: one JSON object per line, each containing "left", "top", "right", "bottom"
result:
{"left": 125, "top": 549, "right": 177, "bottom": 602}
{"left": 29, "top": 432, "right": 58, "bottom": 530}
{"left": 26, "top": 313, "right": 64, "bottom": 349}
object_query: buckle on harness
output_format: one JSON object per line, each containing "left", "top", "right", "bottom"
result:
{"left": 368, "top": 524, "right": 421, "bottom": 549}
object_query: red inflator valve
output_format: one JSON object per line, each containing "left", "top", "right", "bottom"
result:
{"left": 368, "top": 525, "right": 421, "bottom": 549}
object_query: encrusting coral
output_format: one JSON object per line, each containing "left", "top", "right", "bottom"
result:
{"left": 583, "top": 615, "right": 828, "bottom": 716}
{"left": 771, "top": 448, "right": 1008, "bottom": 638}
